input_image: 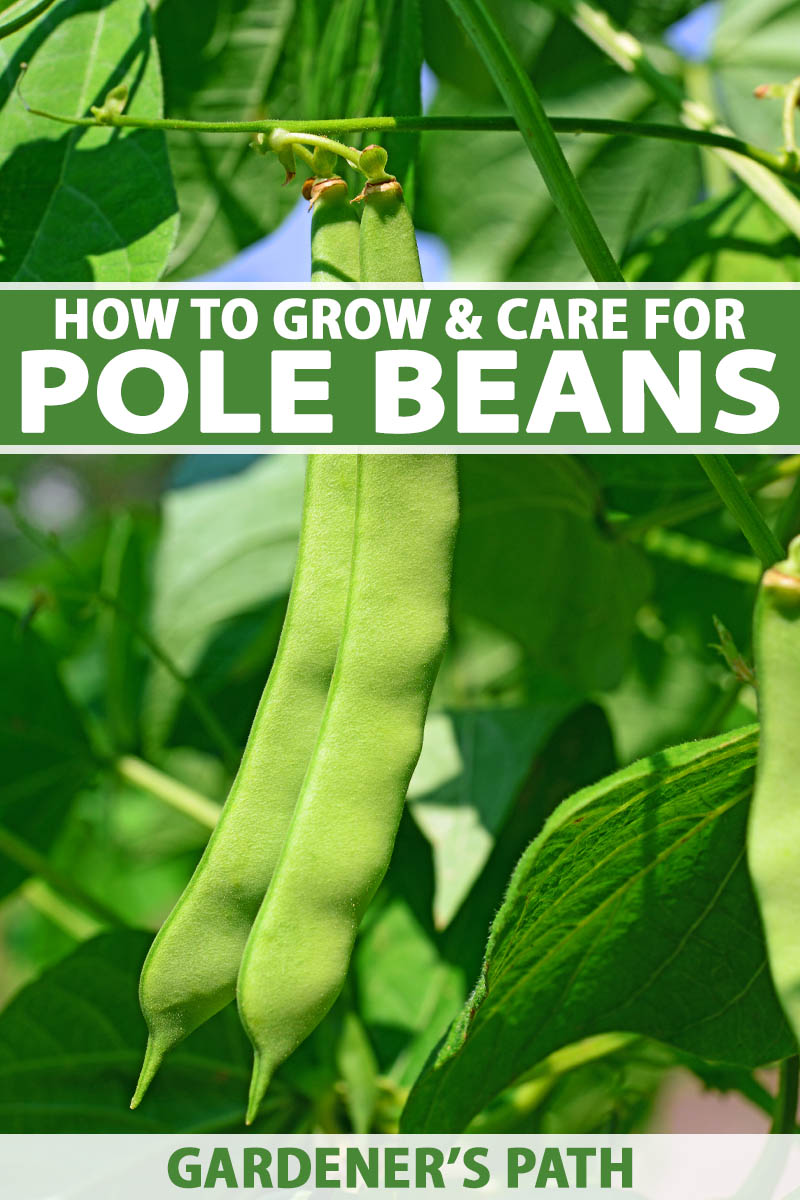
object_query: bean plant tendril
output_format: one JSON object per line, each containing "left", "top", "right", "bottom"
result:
{"left": 15, "top": 68, "right": 800, "bottom": 185}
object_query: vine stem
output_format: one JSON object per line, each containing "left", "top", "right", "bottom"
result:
{"left": 18, "top": 76, "right": 800, "bottom": 186}
{"left": 116, "top": 756, "right": 220, "bottom": 829}
{"left": 638, "top": 527, "right": 760, "bottom": 584}
{"left": 783, "top": 78, "right": 800, "bottom": 166}
{"left": 16, "top": 101, "right": 799, "bottom": 180}
{"left": 442, "top": 0, "right": 622, "bottom": 281}
{"left": 696, "top": 455, "right": 785, "bottom": 567}
{"left": 22, "top": 879, "right": 102, "bottom": 940}
{"left": 0, "top": 0, "right": 56, "bottom": 38}
{"left": 771, "top": 1056, "right": 799, "bottom": 1133}
{"left": 554, "top": 0, "right": 800, "bottom": 239}
{"left": 774, "top": 471, "right": 800, "bottom": 547}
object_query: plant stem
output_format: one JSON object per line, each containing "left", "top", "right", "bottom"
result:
{"left": 774, "top": 471, "right": 800, "bottom": 548}
{"left": 442, "top": 0, "right": 622, "bottom": 281}
{"left": 19, "top": 103, "right": 799, "bottom": 184}
{"left": 696, "top": 455, "right": 784, "bottom": 567}
{"left": 0, "top": 0, "right": 56, "bottom": 38}
{"left": 0, "top": 824, "right": 121, "bottom": 926}
{"left": 618, "top": 455, "right": 800, "bottom": 537}
{"left": 771, "top": 1056, "right": 799, "bottom": 1133}
{"left": 116, "top": 756, "right": 221, "bottom": 829}
{"left": 553, "top": 0, "right": 800, "bottom": 237}
{"left": 639, "top": 527, "right": 761, "bottom": 584}
{"left": 22, "top": 878, "right": 102, "bottom": 940}
{"left": 782, "top": 78, "right": 800, "bottom": 165}
{"left": 93, "top": 589, "right": 240, "bottom": 772}
{"left": 4, "top": 503, "right": 240, "bottom": 773}
{"left": 467, "top": 1033, "right": 638, "bottom": 1134}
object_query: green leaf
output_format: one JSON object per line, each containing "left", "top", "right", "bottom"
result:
{"left": 408, "top": 703, "right": 572, "bottom": 928}
{"left": 335, "top": 1008, "right": 380, "bottom": 1134}
{"left": 418, "top": 83, "right": 701, "bottom": 281}
{"left": 713, "top": 0, "right": 800, "bottom": 150}
{"left": 154, "top": 0, "right": 296, "bottom": 280}
{"left": 0, "top": 606, "right": 94, "bottom": 899}
{"left": 0, "top": 0, "right": 177, "bottom": 281}
{"left": 156, "top": 0, "right": 425, "bottom": 277}
{"left": 369, "top": 0, "right": 423, "bottom": 196}
{"left": 354, "top": 812, "right": 468, "bottom": 1087}
{"left": 453, "top": 458, "right": 652, "bottom": 695}
{"left": 624, "top": 187, "right": 800, "bottom": 282}
{"left": 401, "top": 726, "right": 794, "bottom": 1132}
{"left": 143, "top": 455, "right": 305, "bottom": 750}
{"left": 0, "top": 930, "right": 250, "bottom": 1130}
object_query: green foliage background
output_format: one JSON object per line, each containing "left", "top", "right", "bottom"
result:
{"left": 1, "top": 0, "right": 799, "bottom": 1137}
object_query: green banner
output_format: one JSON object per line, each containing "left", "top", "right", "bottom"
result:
{"left": 1, "top": 285, "right": 797, "bottom": 450}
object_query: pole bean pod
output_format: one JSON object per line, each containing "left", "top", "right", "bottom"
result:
{"left": 749, "top": 535, "right": 800, "bottom": 1045}
{"left": 238, "top": 173, "right": 458, "bottom": 1124}
{"left": 131, "top": 459, "right": 357, "bottom": 1107}
{"left": 132, "top": 176, "right": 364, "bottom": 1108}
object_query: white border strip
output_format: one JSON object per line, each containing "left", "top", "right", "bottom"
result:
{"left": 2, "top": 445, "right": 797, "bottom": 456}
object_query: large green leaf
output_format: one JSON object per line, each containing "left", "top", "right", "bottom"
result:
{"left": 155, "top": 0, "right": 296, "bottom": 280}
{"left": 453, "top": 458, "right": 652, "bottom": 696}
{"left": 0, "top": 930, "right": 252, "bottom": 1130}
{"left": 0, "top": 606, "right": 94, "bottom": 900}
{"left": 143, "top": 455, "right": 305, "bottom": 750}
{"left": 0, "top": 0, "right": 177, "bottom": 281}
{"left": 156, "top": 0, "right": 424, "bottom": 278}
{"left": 401, "top": 726, "right": 794, "bottom": 1132}
{"left": 417, "top": 77, "right": 701, "bottom": 281}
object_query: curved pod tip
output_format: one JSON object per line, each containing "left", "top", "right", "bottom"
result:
{"left": 130, "top": 1036, "right": 166, "bottom": 1110}
{"left": 245, "top": 1054, "right": 274, "bottom": 1126}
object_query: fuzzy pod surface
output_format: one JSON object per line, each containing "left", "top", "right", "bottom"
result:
{"left": 132, "top": 454, "right": 357, "bottom": 1107}
{"left": 358, "top": 179, "right": 422, "bottom": 283}
{"left": 749, "top": 535, "right": 800, "bottom": 1047}
{"left": 238, "top": 168, "right": 459, "bottom": 1125}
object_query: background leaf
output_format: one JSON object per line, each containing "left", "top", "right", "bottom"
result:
{"left": 0, "top": 606, "right": 94, "bottom": 900}
{"left": 453, "top": 458, "right": 652, "bottom": 696}
{"left": 0, "top": 930, "right": 251, "bottom": 1130}
{"left": 624, "top": 188, "right": 800, "bottom": 282}
{"left": 407, "top": 702, "right": 572, "bottom": 928}
{"left": 154, "top": 0, "right": 296, "bottom": 280}
{"left": 0, "top": 0, "right": 177, "bottom": 281}
{"left": 143, "top": 455, "right": 305, "bottom": 751}
{"left": 712, "top": 0, "right": 800, "bottom": 149}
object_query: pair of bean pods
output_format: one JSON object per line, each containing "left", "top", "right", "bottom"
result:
{"left": 132, "top": 172, "right": 459, "bottom": 1125}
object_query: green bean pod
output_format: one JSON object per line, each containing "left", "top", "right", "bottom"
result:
{"left": 131, "top": 456, "right": 357, "bottom": 1107}
{"left": 238, "top": 170, "right": 458, "bottom": 1125}
{"left": 358, "top": 178, "right": 423, "bottom": 282}
{"left": 132, "top": 175, "right": 364, "bottom": 1108}
{"left": 238, "top": 454, "right": 458, "bottom": 1121}
{"left": 749, "top": 535, "right": 800, "bottom": 1044}
{"left": 307, "top": 176, "right": 360, "bottom": 284}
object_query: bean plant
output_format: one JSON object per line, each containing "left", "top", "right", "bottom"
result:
{"left": 1, "top": 0, "right": 800, "bottom": 1137}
